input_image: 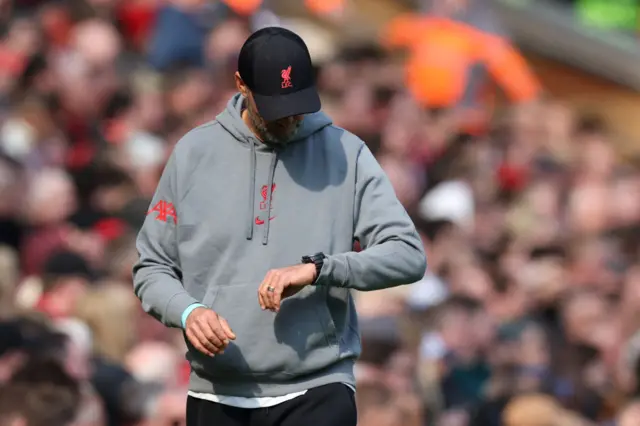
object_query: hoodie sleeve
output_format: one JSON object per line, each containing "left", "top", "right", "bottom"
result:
{"left": 132, "top": 152, "right": 199, "bottom": 328}
{"left": 315, "top": 143, "right": 427, "bottom": 291}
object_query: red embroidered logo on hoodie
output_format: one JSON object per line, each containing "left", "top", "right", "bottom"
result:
{"left": 255, "top": 184, "right": 276, "bottom": 225}
{"left": 148, "top": 200, "right": 178, "bottom": 224}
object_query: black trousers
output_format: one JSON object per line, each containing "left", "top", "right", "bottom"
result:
{"left": 186, "top": 383, "right": 357, "bottom": 426}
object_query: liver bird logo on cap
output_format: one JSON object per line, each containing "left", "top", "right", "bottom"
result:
{"left": 281, "top": 65, "right": 293, "bottom": 89}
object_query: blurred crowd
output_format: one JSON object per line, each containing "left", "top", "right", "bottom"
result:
{"left": 0, "top": 1, "right": 639, "bottom": 426}
{"left": 554, "top": 0, "right": 640, "bottom": 33}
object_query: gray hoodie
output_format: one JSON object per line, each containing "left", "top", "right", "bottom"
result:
{"left": 133, "top": 93, "right": 426, "bottom": 397}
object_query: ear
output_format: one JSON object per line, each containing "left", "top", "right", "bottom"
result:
{"left": 235, "top": 72, "right": 248, "bottom": 97}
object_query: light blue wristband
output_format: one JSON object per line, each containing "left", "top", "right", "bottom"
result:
{"left": 181, "top": 303, "right": 207, "bottom": 328}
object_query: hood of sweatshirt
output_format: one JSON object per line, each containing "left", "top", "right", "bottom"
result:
{"left": 216, "top": 93, "right": 332, "bottom": 244}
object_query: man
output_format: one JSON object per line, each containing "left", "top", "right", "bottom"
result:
{"left": 36, "top": 250, "right": 94, "bottom": 320}
{"left": 133, "top": 27, "right": 426, "bottom": 426}
{"left": 618, "top": 401, "right": 640, "bottom": 426}
{"left": 0, "top": 358, "right": 81, "bottom": 426}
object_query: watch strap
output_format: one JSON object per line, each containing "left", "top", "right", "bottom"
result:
{"left": 302, "top": 252, "right": 326, "bottom": 284}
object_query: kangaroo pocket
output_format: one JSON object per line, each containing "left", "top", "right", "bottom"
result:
{"left": 187, "top": 283, "right": 339, "bottom": 381}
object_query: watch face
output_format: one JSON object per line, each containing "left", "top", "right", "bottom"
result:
{"left": 303, "top": 253, "right": 324, "bottom": 264}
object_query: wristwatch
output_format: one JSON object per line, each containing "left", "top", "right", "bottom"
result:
{"left": 302, "top": 252, "right": 326, "bottom": 284}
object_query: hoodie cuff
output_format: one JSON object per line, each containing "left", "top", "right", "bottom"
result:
{"left": 181, "top": 303, "right": 207, "bottom": 329}
{"left": 314, "top": 255, "right": 347, "bottom": 287}
{"left": 164, "top": 292, "right": 200, "bottom": 329}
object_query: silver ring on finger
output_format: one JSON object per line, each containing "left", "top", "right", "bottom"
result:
{"left": 267, "top": 286, "right": 275, "bottom": 292}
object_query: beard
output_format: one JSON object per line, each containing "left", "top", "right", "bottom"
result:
{"left": 247, "top": 103, "right": 301, "bottom": 145}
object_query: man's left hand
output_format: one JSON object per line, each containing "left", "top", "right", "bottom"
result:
{"left": 258, "top": 264, "right": 317, "bottom": 312}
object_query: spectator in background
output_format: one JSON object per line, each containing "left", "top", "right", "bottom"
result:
{"left": 146, "top": 0, "right": 215, "bottom": 70}
{"left": 35, "top": 250, "right": 94, "bottom": 320}
{"left": 0, "top": 356, "right": 81, "bottom": 426}
{"left": 0, "top": 246, "right": 19, "bottom": 317}
{"left": 357, "top": 384, "right": 404, "bottom": 426}
{"left": 618, "top": 400, "right": 640, "bottom": 426}
{"left": 382, "top": 0, "right": 540, "bottom": 135}
{"left": 74, "top": 284, "right": 138, "bottom": 365}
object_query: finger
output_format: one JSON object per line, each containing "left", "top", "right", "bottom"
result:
{"left": 264, "top": 273, "right": 280, "bottom": 310}
{"left": 258, "top": 272, "right": 273, "bottom": 309}
{"left": 265, "top": 273, "right": 286, "bottom": 312}
{"left": 186, "top": 329, "right": 214, "bottom": 357}
{"left": 258, "top": 271, "right": 273, "bottom": 310}
{"left": 272, "top": 282, "right": 285, "bottom": 312}
{"left": 260, "top": 271, "right": 276, "bottom": 310}
{"left": 218, "top": 317, "right": 236, "bottom": 340}
{"left": 197, "top": 318, "right": 224, "bottom": 348}
{"left": 263, "top": 280, "right": 276, "bottom": 311}
{"left": 194, "top": 325, "right": 224, "bottom": 354}
{"left": 208, "top": 316, "right": 232, "bottom": 348}
{"left": 258, "top": 286, "right": 266, "bottom": 310}
{"left": 186, "top": 329, "right": 209, "bottom": 356}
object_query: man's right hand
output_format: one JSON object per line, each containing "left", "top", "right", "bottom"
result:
{"left": 185, "top": 307, "right": 236, "bottom": 357}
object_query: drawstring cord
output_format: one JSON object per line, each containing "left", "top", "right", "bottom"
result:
{"left": 246, "top": 141, "right": 257, "bottom": 240}
{"left": 262, "top": 152, "right": 278, "bottom": 245}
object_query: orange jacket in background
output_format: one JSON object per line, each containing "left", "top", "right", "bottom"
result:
{"left": 382, "top": 14, "right": 540, "bottom": 108}
{"left": 305, "top": 0, "right": 344, "bottom": 15}
{"left": 222, "top": 0, "right": 263, "bottom": 15}
{"left": 222, "top": 0, "right": 343, "bottom": 16}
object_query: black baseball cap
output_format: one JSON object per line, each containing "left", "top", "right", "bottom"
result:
{"left": 238, "top": 27, "right": 321, "bottom": 122}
